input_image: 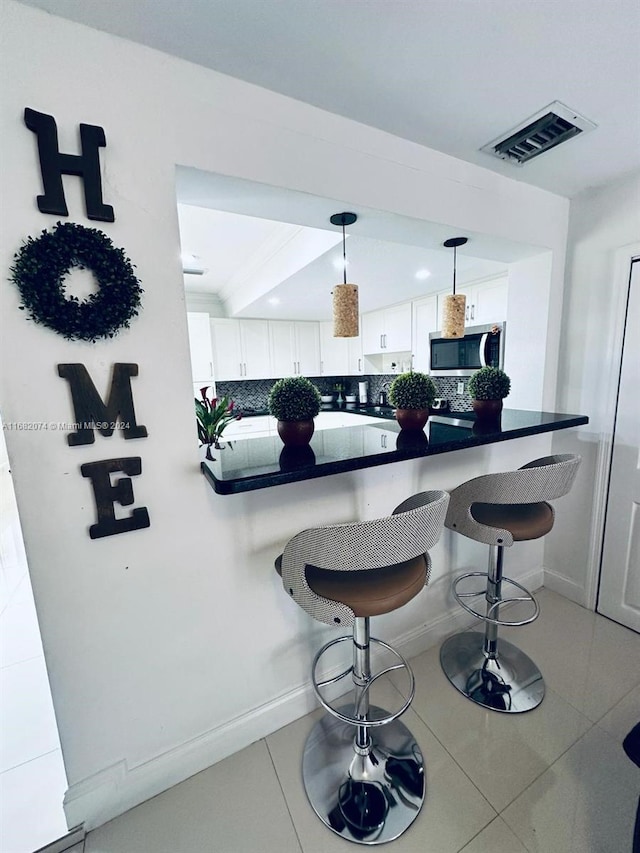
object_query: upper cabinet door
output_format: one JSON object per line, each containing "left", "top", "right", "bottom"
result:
{"left": 295, "top": 322, "right": 321, "bottom": 376}
{"left": 437, "top": 276, "right": 508, "bottom": 328}
{"left": 347, "top": 335, "right": 364, "bottom": 375}
{"left": 210, "top": 318, "right": 243, "bottom": 381}
{"left": 362, "top": 310, "right": 385, "bottom": 353}
{"left": 320, "top": 321, "right": 348, "bottom": 376}
{"left": 383, "top": 302, "right": 412, "bottom": 352}
{"left": 240, "top": 320, "right": 271, "bottom": 379}
{"left": 411, "top": 295, "right": 437, "bottom": 372}
{"left": 210, "top": 318, "right": 272, "bottom": 380}
{"left": 362, "top": 304, "right": 411, "bottom": 353}
{"left": 472, "top": 277, "right": 508, "bottom": 325}
{"left": 269, "top": 321, "right": 296, "bottom": 377}
{"left": 187, "top": 312, "right": 214, "bottom": 384}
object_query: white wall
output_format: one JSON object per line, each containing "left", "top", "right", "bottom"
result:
{"left": 545, "top": 173, "right": 640, "bottom": 604}
{"left": 0, "top": 0, "right": 572, "bottom": 830}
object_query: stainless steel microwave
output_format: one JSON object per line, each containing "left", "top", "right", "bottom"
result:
{"left": 429, "top": 323, "right": 505, "bottom": 377}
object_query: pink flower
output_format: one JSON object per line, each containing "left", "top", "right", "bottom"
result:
{"left": 228, "top": 400, "right": 234, "bottom": 411}
{"left": 200, "top": 386, "right": 209, "bottom": 400}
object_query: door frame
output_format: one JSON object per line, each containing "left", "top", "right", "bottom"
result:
{"left": 585, "top": 242, "right": 640, "bottom": 611}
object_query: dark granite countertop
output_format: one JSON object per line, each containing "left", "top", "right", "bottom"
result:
{"left": 202, "top": 408, "right": 588, "bottom": 495}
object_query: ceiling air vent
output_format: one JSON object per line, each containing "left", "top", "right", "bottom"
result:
{"left": 481, "top": 101, "right": 597, "bottom": 165}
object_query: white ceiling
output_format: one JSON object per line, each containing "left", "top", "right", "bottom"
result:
{"left": 18, "top": 0, "right": 640, "bottom": 320}
{"left": 17, "top": 0, "right": 640, "bottom": 197}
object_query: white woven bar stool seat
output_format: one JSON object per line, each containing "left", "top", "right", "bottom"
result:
{"left": 440, "top": 454, "right": 581, "bottom": 713}
{"left": 275, "top": 490, "right": 449, "bottom": 844}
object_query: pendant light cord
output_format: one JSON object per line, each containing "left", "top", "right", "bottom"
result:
{"left": 452, "top": 244, "right": 457, "bottom": 296}
{"left": 342, "top": 222, "right": 347, "bottom": 285}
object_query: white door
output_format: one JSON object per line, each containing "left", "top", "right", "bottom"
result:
{"left": 598, "top": 258, "right": 640, "bottom": 632}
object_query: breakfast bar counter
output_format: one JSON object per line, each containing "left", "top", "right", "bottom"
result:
{"left": 202, "top": 408, "right": 588, "bottom": 495}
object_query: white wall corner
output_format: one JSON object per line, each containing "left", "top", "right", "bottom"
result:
{"left": 61, "top": 577, "right": 544, "bottom": 830}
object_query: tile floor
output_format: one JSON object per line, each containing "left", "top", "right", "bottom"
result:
{"left": 66, "top": 589, "right": 638, "bottom": 853}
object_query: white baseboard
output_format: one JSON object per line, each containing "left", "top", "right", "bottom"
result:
{"left": 65, "top": 564, "right": 544, "bottom": 832}
{"left": 543, "top": 567, "right": 588, "bottom": 607}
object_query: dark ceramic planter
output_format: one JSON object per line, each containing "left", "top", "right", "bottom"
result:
{"left": 395, "top": 408, "right": 429, "bottom": 431}
{"left": 277, "top": 419, "right": 315, "bottom": 446}
{"left": 472, "top": 399, "right": 503, "bottom": 420}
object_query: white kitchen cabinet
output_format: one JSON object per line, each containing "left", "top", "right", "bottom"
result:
{"left": 319, "top": 322, "right": 364, "bottom": 376}
{"left": 411, "top": 295, "right": 437, "bottom": 372}
{"left": 348, "top": 335, "right": 364, "bottom": 375}
{"left": 437, "top": 276, "right": 508, "bottom": 328}
{"left": 224, "top": 415, "right": 274, "bottom": 441}
{"left": 362, "top": 303, "right": 412, "bottom": 353}
{"left": 269, "top": 321, "right": 320, "bottom": 377}
{"left": 363, "top": 424, "right": 397, "bottom": 453}
{"left": 320, "top": 321, "right": 348, "bottom": 376}
{"left": 210, "top": 318, "right": 271, "bottom": 380}
{"left": 322, "top": 425, "right": 363, "bottom": 458}
{"left": 187, "top": 312, "right": 214, "bottom": 384}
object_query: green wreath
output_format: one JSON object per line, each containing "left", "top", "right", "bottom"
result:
{"left": 10, "top": 221, "right": 143, "bottom": 342}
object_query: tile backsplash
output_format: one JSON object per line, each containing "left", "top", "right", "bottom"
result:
{"left": 214, "top": 374, "right": 472, "bottom": 412}
{"left": 433, "top": 376, "right": 473, "bottom": 412}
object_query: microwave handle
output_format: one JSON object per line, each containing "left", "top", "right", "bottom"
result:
{"left": 479, "top": 333, "right": 489, "bottom": 367}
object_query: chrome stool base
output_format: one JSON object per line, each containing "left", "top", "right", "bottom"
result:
{"left": 302, "top": 704, "right": 424, "bottom": 844}
{"left": 440, "top": 631, "right": 544, "bottom": 713}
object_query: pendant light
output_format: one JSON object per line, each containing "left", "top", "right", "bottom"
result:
{"left": 330, "top": 212, "right": 359, "bottom": 337}
{"left": 442, "top": 237, "right": 468, "bottom": 338}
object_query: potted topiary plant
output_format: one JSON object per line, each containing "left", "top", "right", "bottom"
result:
{"left": 388, "top": 371, "right": 436, "bottom": 431}
{"left": 467, "top": 366, "right": 511, "bottom": 420}
{"left": 268, "top": 375, "right": 322, "bottom": 446}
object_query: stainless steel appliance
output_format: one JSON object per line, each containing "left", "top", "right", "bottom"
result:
{"left": 429, "top": 323, "right": 505, "bottom": 377}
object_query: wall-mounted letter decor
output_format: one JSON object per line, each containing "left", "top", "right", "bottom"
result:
{"left": 81, "top": 457, "right": 150, "bottom": 539}
{"left": 58, "top": 363, "right": 148, "bottom": 446}
{"left": 24, "top": 107, "right": 114, "bottom": 222}
{"left": 11, "top": 222, "right": 143, "bottom": 341}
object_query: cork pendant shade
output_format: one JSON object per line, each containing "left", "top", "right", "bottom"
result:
{"left": 442, "top": 237, "right": 468, "bottom": 339}
{"left": 330, "top": 212, "right": 359, "bottom": 338}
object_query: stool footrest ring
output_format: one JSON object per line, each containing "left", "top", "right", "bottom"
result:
{"left": 452, "top": 571, "right": 540, "bottom": 627}
{"left": 311, "top": 635, "right": 415, "bottom": 728}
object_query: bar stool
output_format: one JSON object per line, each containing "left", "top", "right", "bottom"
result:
{"left": 275, "top": 490, "right": 449, "bottom": 844}
{"left": 440, "top": 454, "right": 581, "bottom": 713}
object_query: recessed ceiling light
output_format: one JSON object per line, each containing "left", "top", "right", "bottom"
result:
{"left": 268, "top": 297, "right": 280, "bottom": 305}
{"left": 415, "top": 269, "right": 431, "bottom": 280}
{"left": 333, "top": 256, "right": 349, "bottom": 271}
